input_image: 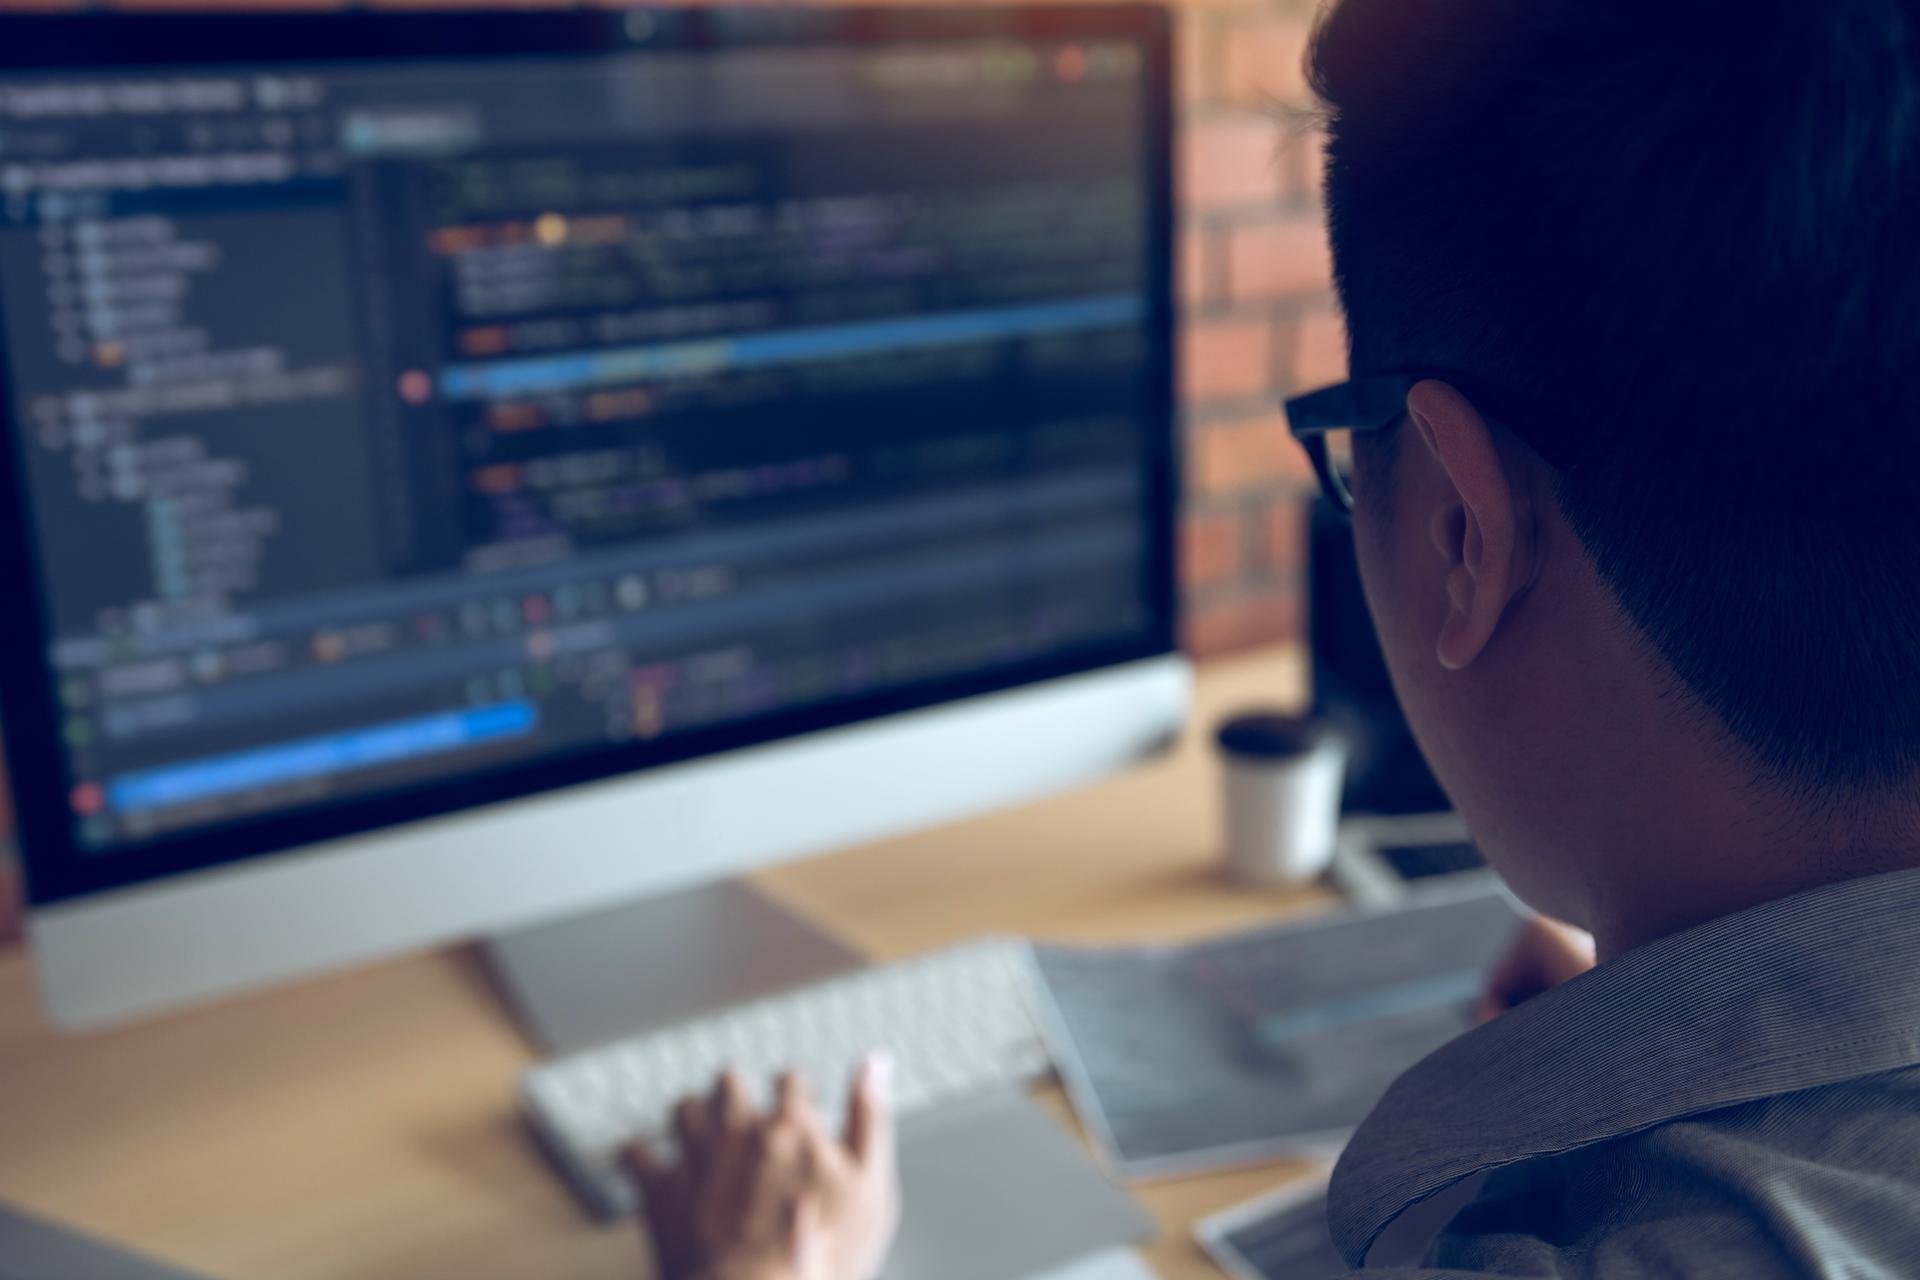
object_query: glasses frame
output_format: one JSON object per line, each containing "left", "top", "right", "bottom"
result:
{"left": 1283, "top": 374, "right": 1420, "bottom": 514}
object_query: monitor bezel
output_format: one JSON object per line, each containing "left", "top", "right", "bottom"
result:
{"left": 0, "top": 5, "right": 1179, "bottom": 908}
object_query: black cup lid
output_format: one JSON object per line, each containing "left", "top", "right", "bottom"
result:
{"left": 1216, "top": 711, "right": 1339, "bottom": 759}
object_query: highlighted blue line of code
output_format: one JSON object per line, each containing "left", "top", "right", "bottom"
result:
{"left": 105, "top": 702, "right": 537, "bottom": 813}
{"left": 438, "top": 293, "right": 1147, "bottom": 401}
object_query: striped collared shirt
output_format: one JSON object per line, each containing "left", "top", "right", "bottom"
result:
{"left": 1329, "top": 866, "right": 1920, "bottom": 1277}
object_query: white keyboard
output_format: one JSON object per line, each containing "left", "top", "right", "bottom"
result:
{"left": 522, "top": 936, "right": 1054, "bottom": 1218}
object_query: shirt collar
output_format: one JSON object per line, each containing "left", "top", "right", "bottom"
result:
{"left": 1329, "top": 865, "right": 1920, "bottom": 1266}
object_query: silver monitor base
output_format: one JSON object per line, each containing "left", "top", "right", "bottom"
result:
{"left": 485, "top": 879, "right": 867, "bottom": 1056}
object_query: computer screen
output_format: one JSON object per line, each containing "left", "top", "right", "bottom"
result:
{"left": 0, "top": 10, "right": 1174, "bottom": 907}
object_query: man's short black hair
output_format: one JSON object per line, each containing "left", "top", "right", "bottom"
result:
{"left": 1309, "top": 0, "right": 1920, "bottom": 794}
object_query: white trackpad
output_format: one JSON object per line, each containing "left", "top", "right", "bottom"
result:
{"left": 883, "top": 1091, "right": 1151, "bottom": 1280}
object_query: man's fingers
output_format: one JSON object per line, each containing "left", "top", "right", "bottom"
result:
{"left": 845, "top": 1051, "right": 896, "bottom": 1168}
{"left": 777, "top": 1070, "right": 816, "bottom": 1125}
{"left": 1482, "top": 919, "right": 1557, "bottom": 1011}
{"left": 674, "top": 1095, "right": 710, "bottom": 1149}
{"left": 750, "top": 1113, "right": 805, "bottom": 1173}
{"left": 789, "top": 1193, "right": 824, "bottom": 1280}
{"left": 1482, "top": 924, "right": 1537, "bottom": 993}
{"left": 625, "top": 1137, "right": 670, "bottom": 1189}
{"left": 1536, "top": 918, "right": 1598, "bottom": 984}
{"left": 672, "top": 1097, "right": 710, "bottom": 1143}
{"left": 711, "top": 1069, "right": 754, "bottom": 1130}
{"left": 672, "top": 1095, "right": 718, "bottom": 1184}
{"left": 1480, "top": 918, "right": 1597, "bottom": 1019}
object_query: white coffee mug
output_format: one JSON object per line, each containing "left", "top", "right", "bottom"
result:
{"left": 1217, "top": 713, "right": 1348, "bottom": 887}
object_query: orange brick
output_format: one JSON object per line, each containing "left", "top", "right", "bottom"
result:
{"left": 1262, "top": 497, "right": 1308, "bottom": 573}
{"left": 1183, "top": 227, "right": 1226, "bottom": 310}
{"left": 1220, "top": 14, "right": 1313, "bottom": 108}
{"left": 1180, "top": 508, "right": 1243, "bottom": 588}
{"left": 1191, "top": 410, "right": 1314, "bottom": 495}
{"left": 1182, "top": 315, "right": 1274, "bottom": 402}
{"left": 1179, "top": 11, "right": 1220, "bottom": 107}
{"left": 1180, "top": 115, "right": 1285, "bottom": 211}
{"left": 1286, "top": 307, "right": 1348, "bottom": 390}
{"left": 1286, "top": 123, "right": 1329, "bottom": 203}
{"left": 1183, "top": 588, "right": 1302, "bottom": 659}
{"left": 1225, "top": 217, "right": 1333, "bottom": 302}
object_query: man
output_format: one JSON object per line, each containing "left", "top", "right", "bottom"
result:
{"left": 628, "top": 0, "right": 1920, "bottom": 1274}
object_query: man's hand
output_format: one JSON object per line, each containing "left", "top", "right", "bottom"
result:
{"left": 1474, "top": 916, "right": 1596, "bottom": 1024}
{"left": 628, "top": 1056, "right": 900, "bottom": 1280}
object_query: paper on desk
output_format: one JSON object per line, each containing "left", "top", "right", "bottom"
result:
{"left": 1028, "top": 886, "right": 1520, "bottom": 1180}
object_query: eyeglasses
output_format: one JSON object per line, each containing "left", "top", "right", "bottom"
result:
{"left": 1285, "top": 372, "right": 1548, "bottom": 514}
{"left": 1283, "top": 374, "right": 1420, "bottom": 515}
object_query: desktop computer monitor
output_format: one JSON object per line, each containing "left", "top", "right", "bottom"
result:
{"left": 0, "top": 8, "right": 1183, "bottom": 1030}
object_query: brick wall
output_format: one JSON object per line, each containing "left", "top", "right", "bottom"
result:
{"left": 0, "top": 0, "right": 1346, "bottom": 660}
{"left": 1174, "top": 0, "right": 1338, "bottom": 657}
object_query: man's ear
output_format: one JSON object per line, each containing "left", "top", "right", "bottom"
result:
{"left": 1405, "top": 380, "right": 1536, "bottom": 671}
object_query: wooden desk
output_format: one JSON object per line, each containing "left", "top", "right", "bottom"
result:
{"left": 0, "top": 648, "right": 1329, "bottom": 1279}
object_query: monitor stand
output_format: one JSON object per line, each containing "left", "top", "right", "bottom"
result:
{"left": 484, "top": 879, "right": 868, "bottom": 1057}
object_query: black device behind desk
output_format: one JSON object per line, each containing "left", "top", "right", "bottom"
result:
{"left": 1308, "top": 501, "right": 1451, "bottom": 818}
{"left": 1308, "top": 501, "right": 1488, "bottom": 894}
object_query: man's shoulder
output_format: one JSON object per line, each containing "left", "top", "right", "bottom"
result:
{"left": 1416, "top": 1065, "right": 1920, "bottom": 1278}
{"left": 1333, "top": 871, "right": 1920, "bottom": 1269}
